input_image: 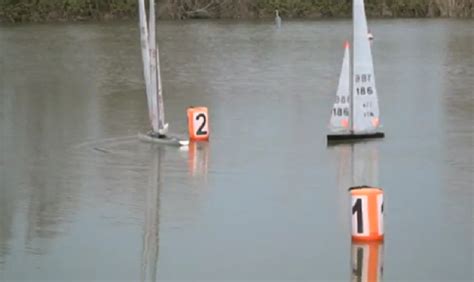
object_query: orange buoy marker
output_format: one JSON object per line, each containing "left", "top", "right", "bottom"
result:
{"left": 187, "top": 107, "right": 209, "bottom": 141}
{"left": 351, "top": 241, "right": 384, "bottom": 282}
{"left": 349, "top": 186, "right": 384, "bottom": 241}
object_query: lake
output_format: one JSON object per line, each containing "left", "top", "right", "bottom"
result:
{"left": 0, "top": 19, "right": 472, "bottom": 281}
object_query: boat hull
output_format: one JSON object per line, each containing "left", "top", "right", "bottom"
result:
{"left": 138, "top": 132, "right": 189, "bottom": 147}
{"left": 327, "top": 132, "right": 384, "bottom": 143}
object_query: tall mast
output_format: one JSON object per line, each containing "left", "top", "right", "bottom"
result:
{"left": 350, "top": 0, "right": 355, "bottom": 134}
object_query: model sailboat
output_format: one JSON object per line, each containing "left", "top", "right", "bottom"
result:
{"left": 327, "top": 0, "right": 384, "bottom": 142}
{"left": 138, "top": 0, "right": 189, "bottom": 147}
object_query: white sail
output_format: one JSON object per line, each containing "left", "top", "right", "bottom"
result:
{"left": 352, "top": 0, "right": 381, "bottom": 133}
{"left": 156, "top": 44, "right": 167, "bottom": 133}
{"left": 148, "top": 0, "right": 160, "bottom": 133}
{"left": 138, "top": 0, "right": 155, "bottom": 131}
{"left": 329, "top": 41, "right": 351, "bottom": 133}
{"left": 137, "top": 0, "right": 186, "bottom": 145}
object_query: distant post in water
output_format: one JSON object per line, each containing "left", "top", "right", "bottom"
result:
{"left": 349, "top": 186, "right": 384, "bottom": 241}
{"left": 187, "top": 107, "right": 209, "bottom": 141}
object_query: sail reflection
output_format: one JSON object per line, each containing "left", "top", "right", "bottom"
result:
{"left": 334, "top": 141, "right": 380, "bottom": 188}
{"left": 331, "top": 141, "right": 383, "bottom": 281}
{"left": 141, "top": 148, "right": 163, "bottom": 282}
{"left": 333, "top": 141, "right": 380, "bottom": 225}
{"left": 351, "top": 241, "right": 384, "bottom": 282}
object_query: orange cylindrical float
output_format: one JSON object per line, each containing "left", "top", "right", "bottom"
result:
{"left": 351, "top": 241, "right": 384, "bottom": 282}
{"left": 349, "top": 186, "right": 384, "bottom": 241}
{"left": 187, "top": 107, "right": 209, "bottom": 141}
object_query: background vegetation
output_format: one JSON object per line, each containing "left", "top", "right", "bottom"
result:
{"left": 0, "top": 0, "right": 472, "bottom": 22}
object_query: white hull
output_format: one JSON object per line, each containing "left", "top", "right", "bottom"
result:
{"left": 138, "top": 133, "right": 189, "bottom": 147}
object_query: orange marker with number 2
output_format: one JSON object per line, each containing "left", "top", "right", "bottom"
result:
{"left": 187, "top": 107, "right": 209, "bottom": 141}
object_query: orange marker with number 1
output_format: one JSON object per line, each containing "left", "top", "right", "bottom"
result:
{"left": 349, "top": 186, "right": 384, "bottom": 241}
{"left": 187, "top": 107, "right": 209, "bottom": 141}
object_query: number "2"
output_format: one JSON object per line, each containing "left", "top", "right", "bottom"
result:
{"left": 195, "top": 113, "right": 208, "bottom": 136}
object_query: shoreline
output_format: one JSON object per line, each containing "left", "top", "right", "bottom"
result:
{"left": 1, "top": 0, "right": 472, "bottom": 23}
{"left": 1, "top": 14, "right": 473, "bottom": 24}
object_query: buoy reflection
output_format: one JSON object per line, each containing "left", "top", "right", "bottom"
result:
{"left": 188, "top": 141, "right": 209, "bottom": 178}
{"left": 351, "top": 240, "right": 384, "bottom": 282}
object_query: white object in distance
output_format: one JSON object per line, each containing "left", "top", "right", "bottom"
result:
{"left": 275, "top": 10, "right": 281, "bottom": 28}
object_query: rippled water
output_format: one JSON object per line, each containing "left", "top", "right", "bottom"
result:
{"left": 0, "top": 19, "right": 472, "bottom": 281}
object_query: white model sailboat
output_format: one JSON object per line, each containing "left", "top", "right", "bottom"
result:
{"left": 327, "top": 0, "right": 384, "bottom": 142}
{"left": 138, "top": 0, "right": 189, "bottom": 146}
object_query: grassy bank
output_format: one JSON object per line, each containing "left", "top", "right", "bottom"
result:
{"left": 0, "top": 0, "right": 472, "bottom": 23}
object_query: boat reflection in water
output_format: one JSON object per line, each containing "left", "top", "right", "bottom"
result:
{"left": 330, "top": 141, "right": 384, "bottom": 281}
{"left": 334, "top": 142, "right": 379, "bottom": 187}
{"left": 332, "top": 141, "right": 380, "bottom": 226}
{"left": 140, "top": 148, "right": 162, "bottom": 282}
{"left": 187, "top": 141, "right": 209, "bottom": 179}
{"left": 351, "top": 240, "right": 384, "bottom": 282}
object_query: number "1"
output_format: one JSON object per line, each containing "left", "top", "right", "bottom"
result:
{"left": 352, "top": 196, "right": 384, "bottom": 235}
{"left": 352, "top": 198, "right": 363, "bottom": 234}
